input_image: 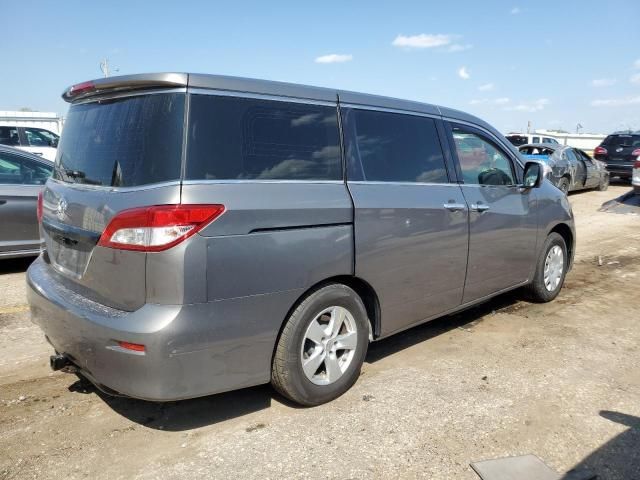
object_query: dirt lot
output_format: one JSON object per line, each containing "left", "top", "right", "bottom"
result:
{"left": 1, "top": 185, "right": 639, "bottom": 480}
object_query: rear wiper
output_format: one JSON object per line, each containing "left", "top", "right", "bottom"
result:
{"left": 60, "top": 169, "right": 102, "bottom": 185}
{"left": 64, "top": 169, "right": 86, "bottom": 179}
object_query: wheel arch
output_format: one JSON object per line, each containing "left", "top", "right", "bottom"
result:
{"left": 270, "top": 275, "right": 381, "bottom": 367}
{"left": 549, "top": 222, "right": 574, "bottom": 269}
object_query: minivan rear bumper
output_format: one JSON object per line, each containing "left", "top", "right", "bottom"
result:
{"left": 27, "top": 256, "right": 299, "bottom": 401}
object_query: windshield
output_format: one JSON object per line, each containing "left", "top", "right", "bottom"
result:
{"left": 54, "top": 93, "right": 185, "bottom": 187}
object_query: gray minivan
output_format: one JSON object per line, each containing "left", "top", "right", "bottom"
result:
{"left": 27, "top": 73, "right": 575, "bottom": 406}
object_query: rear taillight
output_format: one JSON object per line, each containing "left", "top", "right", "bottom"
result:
{"left": 631, "top": 148, "right": 640, "bottom": 158}
{"left": 634, "top": 159, "right": 640, "bottom": 169}
{"left": 68, "top": 81, "right": 95, "bottom": 97}
{"left": 594, "top": 146, "right": 607, "bottom": 156}
{"left": 37, "top": 191, "right": 43, "bottom": 224}
{"left": 97, "top": 204, "right": 225, "bottom": 252}
{"left": 118, "top": 341, "right": 146, "bottom": 353}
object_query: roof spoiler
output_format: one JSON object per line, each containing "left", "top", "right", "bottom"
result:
{"left": 61, "top": 73, "right": 188, "bottom": 102}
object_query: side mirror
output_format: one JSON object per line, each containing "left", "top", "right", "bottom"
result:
{"left": 522, "top": 161, "right": 543, "bottom": 188}
{"left": 50, "top": 138, "right": 59, "bottom": 148}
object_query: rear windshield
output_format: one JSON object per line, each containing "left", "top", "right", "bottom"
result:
{"left": 54, "top": 93, "right": 185, "bottom": 187}
{"left": 602, "top": 134, "right": 640, "bottom": 148}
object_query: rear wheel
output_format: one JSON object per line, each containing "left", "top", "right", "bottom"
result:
{"left": 271, "top": 284, "right": 369, "bottom": 406}
{"left": 557, "top": 177, "right": 570, "bottom": 194}
{"left": 525, "top": 232, "right": 568, "bottom": 303}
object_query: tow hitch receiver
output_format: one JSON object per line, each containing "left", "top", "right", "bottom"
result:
{"left": 49, "top": 354, "right": 76, "bottom": 373}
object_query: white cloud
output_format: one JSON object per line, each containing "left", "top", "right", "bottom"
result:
{"left": 511, "top": 7, "right": 521, "bottom": 14}
{"left": 631, "top": 73, "right": 640, "bottom": 85}
{"left": 458, "top": 66, "right": 470, "bottom": 80}
{"left": 448, "top": 43, "right": 473, "bottom": 52}
{"left": 314, "top": 54, "right": 353, "bottom": 64}
{"left": 505, "top": 98, "right": 550, "bottom": 112}
{"left": 478, "top": 83, "right": 494, "bottom": 91}
{"left": 591, "top": 96, "right": 640, "bottom": 107}
{"left": 591, "top": 78, "right": 616, "bottom": 87}
{"left": 470, "top": 97, "right": 510, "bottom": 106}
{"left": 392, "top": 33, "right": 453, "bottom": 49}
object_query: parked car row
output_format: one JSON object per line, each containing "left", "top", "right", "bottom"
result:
{"left": 0, "top": 125, "right": 59, "bottom": 161}
{"left": 4, "top": 72, "right": 636, "bottom": 406}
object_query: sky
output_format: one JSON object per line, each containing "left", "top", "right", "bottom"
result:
{"left": 2, "top": 0, "right": 639, "bottom": 134}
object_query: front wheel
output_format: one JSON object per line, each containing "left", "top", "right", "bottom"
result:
{"left": 271, "top": 284, "right": 369, "bottom": 406}
{"left": 525, "top": 232, "right": 568, "bottom": 303}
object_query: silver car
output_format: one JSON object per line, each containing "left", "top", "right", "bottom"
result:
{"left": 0, "top": 145, "right": 52, "bottom": 258}
{"left": 519, "top": 143, "right": 610, "bottom": 194}
{"left": 27, "top": 73, "right": 575, "bottom": 406}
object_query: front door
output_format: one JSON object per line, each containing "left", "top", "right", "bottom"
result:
{"left": 576, "top": 149, "right": 601, "bottom": 188}
{"left": 447, "top": 123, "right": 538, "bottom": 303}
{"left": 567, "top": 148, "right": 587, "bottom": 188}
{"left": 342, "top": 108, "right": 469, "bottom": 336}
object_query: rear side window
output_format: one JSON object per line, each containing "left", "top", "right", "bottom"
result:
{"left": 54, "top": 93, "right": 185, "bottom": 187}
{"left": 186, "top": 95, "right": 342, "bottom": 181}
{"left": 0, "top": 126, "right": 20, "bottom": 146}
{"left": 341, "top": 108, "right": 448, "bottom": 183}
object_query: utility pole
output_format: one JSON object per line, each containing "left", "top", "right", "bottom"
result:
{"left": 527, "top": 120, "right": 531, "bottom": 134}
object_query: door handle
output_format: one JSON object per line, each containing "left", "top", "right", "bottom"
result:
{"left": 443, "top": 203, "right": 466, "bottom": 212}
{"left": 471, "top": 203, "right": 490, "bottom": 212}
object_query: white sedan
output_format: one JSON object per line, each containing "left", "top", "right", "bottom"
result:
{"left": 0, "top": 125, "right": 58, "bottom": 161}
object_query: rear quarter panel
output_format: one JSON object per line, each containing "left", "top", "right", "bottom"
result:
{"left": 180, "top": 182, "right": 354, "bottom": 301}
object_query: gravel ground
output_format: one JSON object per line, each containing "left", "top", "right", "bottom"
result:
{"left": 0, "top": 185, "right": 639, "bottom": 480}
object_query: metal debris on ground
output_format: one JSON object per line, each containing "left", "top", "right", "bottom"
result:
{"left": 470, "top": 454, "right": 597, "bottom": 480}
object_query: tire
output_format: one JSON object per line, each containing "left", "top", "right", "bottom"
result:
{"left": 597, "top": 175, "right": 609, "bottom": 191}
{"left": 525, "top": 232, "right": 568, "bottom": 303}
{"left": 557, "top": 177, "right": 570, "bottom": 194}
{"left": 271, "top": 284, "right": 369, "bottom": 406}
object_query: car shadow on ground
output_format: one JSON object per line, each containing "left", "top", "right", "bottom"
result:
{"left": 0, "top": 256, "right": 35, "bottom": 275}
{"left": 74, "top": 289, "right": 524, "bottom": 431}
{"left": 599, "top": 186, "right": 640, "bottom": 214}
{"left": 366, "top": 290, "right": 522, "bottom": 363}
{"left": 560, "top": 411, "right": 640, "bottom": 479}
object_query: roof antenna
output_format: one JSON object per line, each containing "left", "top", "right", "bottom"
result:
{"left": 99, "top": 58, "right": 119, "bottom": 78}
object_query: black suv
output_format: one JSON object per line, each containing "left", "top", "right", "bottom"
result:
{"left": 594, "top": 131, "right": 640, "bottom": 181}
